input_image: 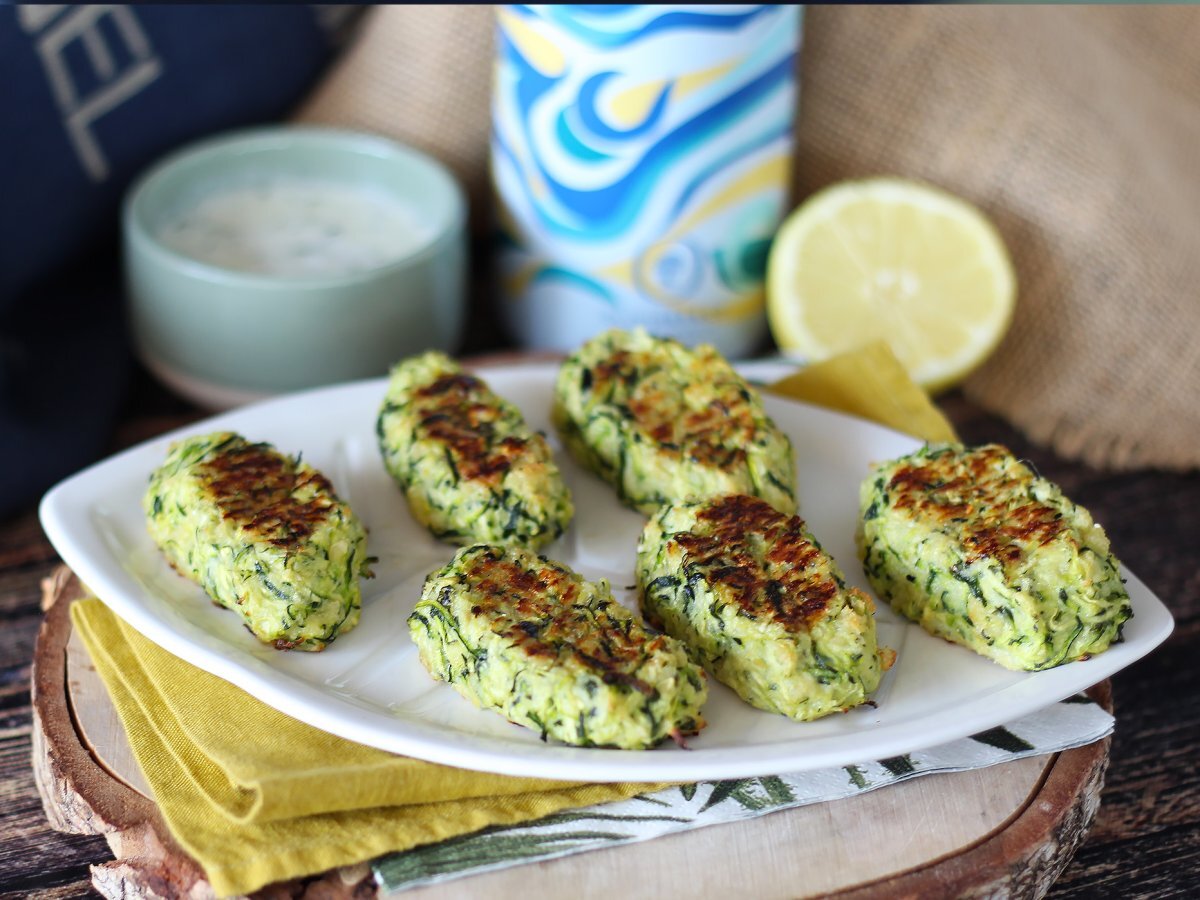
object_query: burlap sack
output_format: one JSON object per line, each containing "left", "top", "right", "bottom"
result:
{"left": 293, "top": 5, "right": 494, "bottom": 222}
{"left": 795, "top": 6, "right": 1200, "bottom": 472}
{"left": 295, "top": 6, "right": 1200, "bottom": 471}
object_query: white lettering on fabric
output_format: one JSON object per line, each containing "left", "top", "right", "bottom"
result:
{"left": 21, "top": 5, "right": 163, "bottom": 182}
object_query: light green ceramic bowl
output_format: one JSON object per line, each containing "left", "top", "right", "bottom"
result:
{"left": 124, "top": 127, "right": 467, "bottom": 408}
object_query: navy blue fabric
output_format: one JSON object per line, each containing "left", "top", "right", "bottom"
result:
{"left": 0, "top": 6, "right": 342, "bottom": 518}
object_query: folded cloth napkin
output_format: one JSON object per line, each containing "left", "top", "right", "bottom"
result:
{"left": 72, "top": 601, "right": 659, "bottom": 896}
{"left": 69, "top": 342, "right": 984, "bottom": 897}
{"left": 766, "top": 341, "right": 957, "bottom": 443}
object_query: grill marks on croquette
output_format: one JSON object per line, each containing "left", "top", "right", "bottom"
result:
{"left": 887, "top": 445, "right": 1069, "bottom": 567}
{"left": 671, "top": 495, "right": 836, "bottom": 631}
{"left": 593, "top": 349, "right": 756, "bottom": 467}
{"left": 199, "top": 442, "right": 335, "bottom": 549}
{"left": 414, "top": 373, "right": 529, "bottom": 482}
{"left": 464, "top": 551, "right": 657, "bottom": 695}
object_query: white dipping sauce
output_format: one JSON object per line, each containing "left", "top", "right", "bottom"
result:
{"left": 157, "top": 177, "right": 435, "bottom": 276}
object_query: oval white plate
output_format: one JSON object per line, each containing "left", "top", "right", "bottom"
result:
{"left": 39, "top": 362, "right": 1174, "bottom": 782}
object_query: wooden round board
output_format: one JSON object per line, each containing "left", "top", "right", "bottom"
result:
{"left": 32, "top": 567, "right": 1111, "bottom": 899}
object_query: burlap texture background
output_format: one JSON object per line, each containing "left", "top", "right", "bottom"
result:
{"left": 294, "top": 6, "right": 495, "bottom": 219}
{"left": 295, "top": 6, "right": 1200, "bottom": 472}
{"left": 795, "top": 7, "right": 1200, "bottom": 472}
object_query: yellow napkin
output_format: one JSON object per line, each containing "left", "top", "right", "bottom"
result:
{"left": 73, "top": 602, "right": 658, "bottom": 896}
{"left": 766, "top": 341, "right": 957, "bottom": 443}
{"left": 71, "top": 340, "right": 955, "bottom": 897}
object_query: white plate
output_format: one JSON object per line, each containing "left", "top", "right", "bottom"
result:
{"left": 39, "top": 362, "right": 1174, "bottom": 782}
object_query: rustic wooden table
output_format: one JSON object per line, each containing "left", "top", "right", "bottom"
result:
{"left": 2, "top": 365, "right": 1197, "bottom": 898}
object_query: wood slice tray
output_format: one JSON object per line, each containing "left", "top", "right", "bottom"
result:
{"left": 32, "top": 567, "right": 1112, "bottom": 899}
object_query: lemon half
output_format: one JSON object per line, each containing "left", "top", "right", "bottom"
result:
{"left": 766, "top": 178, "right": 1016, "bottom": 393}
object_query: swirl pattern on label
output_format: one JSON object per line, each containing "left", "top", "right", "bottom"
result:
{"left": 492, "top": 4, "right": 800, "bottom": 356}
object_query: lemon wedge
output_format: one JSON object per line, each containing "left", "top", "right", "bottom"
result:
{"left": 766, "top": 178, "right": 1016, "bottom": 393}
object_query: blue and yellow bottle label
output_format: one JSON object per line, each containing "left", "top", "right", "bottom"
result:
{"left": 492, "top": 4, "right": 800, "bottom": 357}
